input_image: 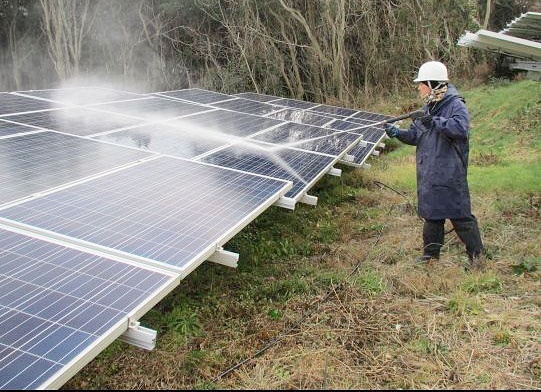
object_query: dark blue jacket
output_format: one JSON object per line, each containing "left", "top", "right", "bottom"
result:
{"left": 397, "top": 85, "right": 471, "bottom": 220}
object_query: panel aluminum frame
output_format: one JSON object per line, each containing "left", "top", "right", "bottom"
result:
{"left": 338, "top": 130, "right": 387, "bottom": 168}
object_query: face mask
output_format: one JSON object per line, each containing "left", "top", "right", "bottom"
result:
{"left": 423, "top": 82, "right": 448, "bottom": 105}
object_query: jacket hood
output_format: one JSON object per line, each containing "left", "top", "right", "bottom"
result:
{"left": 444, "top": 84, "right": 461, "bottom": 100}
{"left": 428, "top": 84, "right": 463, "bottom": 113}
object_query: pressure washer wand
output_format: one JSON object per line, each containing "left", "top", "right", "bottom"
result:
{"left": 382, "top": 109, "right": 425, "bottom": 124}
{"left": 324, "top": 109, "right": 425, "bottom": 135}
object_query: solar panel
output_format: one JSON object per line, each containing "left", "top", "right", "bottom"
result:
{"left": 252, "top": 123, "right": 360, "bottom": 157}
{"left": 165, "top": 109, "right": 284, "bottom": 138}
{"left": 201, "top": 142, "right": 335, "bottom": 199}
{"left": 93, "top": 122, "right": 227, "bottom": 159}
{"left": 212, "top": 98, "right": 281, "bottom": 116}
{"left": 0, "top": 132, "right": 150, "bottom": 206}
{"left": 345, "top": 142, "right": 375, "bottom": 166}
{"left": 306, "top": 104, "right": 357, "bottom": 118}
{"left": 0, "top": 228, "right": 175, "bottom": 390}
{"left": 351, "top": 111, "right": 393, "bottom": 122}
{"left": 0, "top": 120, "right": 42, "bottom": 138}
{"left": 3, "top": 108, "right": 142, "bottom": 137}
{"left": 347, "top": 126, "right": 385, "bottom": 143}
{"left": 234, "top": 92, "right": 281, "bottom": 102}
{"left": 16, "top": 88, "right": 143, "bottom": 106}
{"left": 0, "top": 157, "right": 291, "bottom": 271}
{"left": 328, "top": 122, "right": 385, "bottom": 143}
{"left": 329, "top": 118, "right": 379, "bottom": 130}
{"left": 0, "top": 93, "right": 61, "bottom": 117}
{"left": 266, "top": 108, "right": 332, "bottom": 127}
{"left": 268, "top": 98, "right": 319, "bottom": 110}
{"left": 157, "top": 88, "right": 233, "bottom": 104}
{"left": 93, "top": 97, "right": 209, "bottom": 121}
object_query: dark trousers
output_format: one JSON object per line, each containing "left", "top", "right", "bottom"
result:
{"left": 423, "top": 215, "right": 484, "bottom": 260}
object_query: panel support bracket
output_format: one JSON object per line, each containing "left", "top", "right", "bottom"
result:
{"left": 119, "top": 321, "right": 156, "bottom": 351}
{"left": 343, "top": 154, "right": 354, "bottom": 162}
{"left": 274, "top": 196, "right": 296, "bottom": 210}
{"left": 378, "top": 142, "right": 386, "bottom": 149}
{"left": 207, "top": 247, "right": 238, "bottom": 268}
{"left": 300, "top": 194, "right": 318, "bottom": 206}
{"left": 372, "top": 150, "right": 380, "bottom": 156}
{"left": 338, "top": 159, "right": 357, "bottom": 168}
{"left": 362, "top": 163, "right": 372, "bottom": 169}
{"left": 328, "top": 167, "right": 342, "bottom": 177}
{"left": 359, "top": 141, "right": 368, "bottom": 147}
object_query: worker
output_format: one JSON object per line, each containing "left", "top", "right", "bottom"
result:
{"left": 384, "top": 61, "right": 485, "bottom": 269}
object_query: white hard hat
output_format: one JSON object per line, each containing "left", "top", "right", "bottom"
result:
{"left": 414, "top": 61, "right": 449, "bottom": 83}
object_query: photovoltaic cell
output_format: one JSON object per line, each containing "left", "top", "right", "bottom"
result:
{"left": 0, "top": 132, "right": 150, "bottom": 205}
{"left": 3, "top": 108, "right": 142, "bottom": 137}
{"left": 252, "top": 123, "right": 360, "bottom": 157}
{"left": 234, "top": 92, "right": 281, "bottom": 102}
{"left": 0, "top": 93, "right": 61, "bottom": 117}
{"left": 158, "top": 89, "right": 233, "bottom": 104}
{"left": 0, "top": 120, "right": 41, "bottom": 138}
{"left": 17, "top": 88, "right": 143, "bottom": 106}
{"left": 93, "top": 97, "right": 208, "bottom": 121}
{"left": 0, "top": 157, "right": 290, "bottom": 270}
{"left": 267, "top": 108, "right": 332, "bottom": 127}
{"left": 166, "top": 109, "right": 284, "bottom": 138}
{"left": 0, "top": 228, "right": 173, "bottom": 390}
{"left": 201, "top": 142, "right": 334, "bottom": 199}
{"left": 94, "top": 122, "right": 227, "bottom": 159}
{"left": 212, "top": 98, "right": 281, "bottom": 116}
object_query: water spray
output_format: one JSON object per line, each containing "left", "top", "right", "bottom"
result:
{"left": 283, "top": 109, "right": 425, "bottom": 149}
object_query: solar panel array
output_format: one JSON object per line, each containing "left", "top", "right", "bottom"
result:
{"left": 0, "top": 86, "right": 392, "bottom": 389}
{"left": 1, "top": 157, "right": 291, "bottom": 271}
{"left": 157, "top": 88, "right": 389, "bottom": 168}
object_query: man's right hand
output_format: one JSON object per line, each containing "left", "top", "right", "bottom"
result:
{"left": 384, "top": 123, "right": 400, "bottom": 138}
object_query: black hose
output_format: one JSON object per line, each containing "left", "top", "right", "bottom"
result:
{"left": 213, "top": 180, "right": 456, "bottom": 382}
{"left": 372, "top": 180, "right": 455, "bottom": 235}
{"left": 213, "top": 207, "right": 391, "bottom": 382}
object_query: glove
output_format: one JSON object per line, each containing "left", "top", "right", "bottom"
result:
{"left": 384, "top": 123, "right": 400, "bottom": 138}
{"left": 420, "top": 115, "right": 433, "bottom": 128}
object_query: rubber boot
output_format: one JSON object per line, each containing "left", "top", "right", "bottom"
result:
{"left": 420, "top": 219, "right": 444, "bottom": 262}
{"left": 451, "top": 215, "right": 485, "bottom": 270}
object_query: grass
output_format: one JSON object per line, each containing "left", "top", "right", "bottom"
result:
{"left": 65, "top": 79, "right": 540, "bottom": 390}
